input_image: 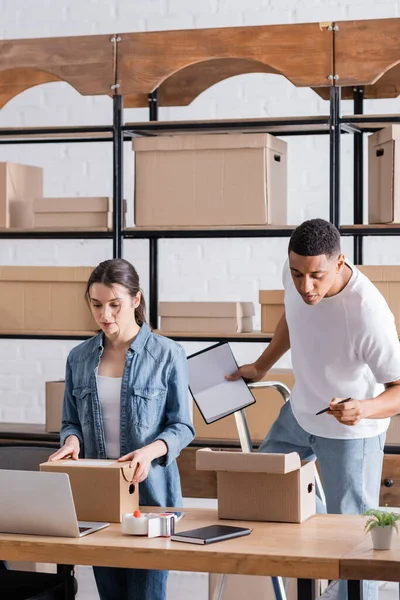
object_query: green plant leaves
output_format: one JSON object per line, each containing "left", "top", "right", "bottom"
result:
{"left": 362, "top": 508, "right": 400, "bottom": 533}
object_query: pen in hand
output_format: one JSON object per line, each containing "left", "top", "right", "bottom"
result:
{"left": 315, "top": 397, "right": 351, "bottom": 416}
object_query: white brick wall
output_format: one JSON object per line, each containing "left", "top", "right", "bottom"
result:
{"left": 1, "top": 0, "right": 400, "bottom": 423}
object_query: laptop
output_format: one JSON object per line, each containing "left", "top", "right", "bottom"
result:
{"left": 0, "top": 470, "right": 109, "bottom": 538}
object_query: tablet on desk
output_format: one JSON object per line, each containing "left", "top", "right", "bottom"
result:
{"left": 187, "top": 342, "right": 256, "bottom": 424}
{"left": 171, "top": 524, "right": 252, "bottom": 545}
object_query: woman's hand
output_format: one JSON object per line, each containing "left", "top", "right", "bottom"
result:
{"left": 328, "top": 397, "right": 365, "bottom": 426}
{"left": 49, "top": 435, "right": 80, "bottom": 461}
{"left": 118, "top": 440, "right": 168, "bottom": 484}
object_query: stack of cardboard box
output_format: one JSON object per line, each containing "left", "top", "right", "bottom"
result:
{"left": 159, "top": 301, "right": 254, "bottom": 333}
{"left": 33, "top": 197, "right": 114, "bottom": 229}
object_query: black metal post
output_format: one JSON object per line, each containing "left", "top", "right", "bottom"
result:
{"left": 113, "top": 94, "right": 124, "bottom": 259}
{"left": 148, "top": 88, "right": 159, "bottom": 329}
{"left": 347, "top": 580, "right": 362, "bottom": 600}
{"left": 353, "top": 87, "right": 364, "bottom": 265}
{"left": 148, "top": 89, "right": 159, "bottom": 121}
{"left": 149, "top": 238, "right": 158, "bottom": 329}
{"left": 329, "top": 86, "right": 341, "bottom": 227}
{"left": 61, "top": 564, "right": 76, "bottom": 600}
{"left": 297, "top": 578, "right": 316, "bottom": 600}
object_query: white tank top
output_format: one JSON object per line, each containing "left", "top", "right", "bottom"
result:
{"left": 97, "top": 375, "right": 122, "bottom": 459}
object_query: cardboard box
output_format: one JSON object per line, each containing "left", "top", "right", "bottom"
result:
{"left": 34, "top": 211, "right": 112, "bottom": 229}
{"left": 45, "top": 381, "right": 65, "bottom": 433}
{"left": 40, "top": 459, "right": 139, "bottom": 523}
{"left": 193, "top": 369, "right": 295, "bottom": 443}
{"left": 259, "top": 290, "right": 285, "bottom": 333}
{"left": 357, "top": 265, "right": 400, "bottom": 331}
{"left": 0, "top": 266, "right": 96, "bottom": 334}
{"left": 386, "top": 415, "right": 400, "bottom": 445}
{"left": 33, "top": 197, "right": 127, "bottom": 229}
{"left": 0, "top": 162, "right": 43, "bottom": 228}
{"left": 133, "top": 133, "right": 287, "bottom": 226}
{"left": 159, "top": 301, "right": 255, "bottom": 333}
{"left": 368, "top": 126, "right": 400, "bottom": 223}
{"left": 196, "top": 449, "right": 316, "bottom": 523}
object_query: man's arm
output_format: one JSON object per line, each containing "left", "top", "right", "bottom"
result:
{"left": 226, "top": 310, "right": 290, "bottom": 382}
{"left": 330, "top": 380, "right": 400, "bottom": 425}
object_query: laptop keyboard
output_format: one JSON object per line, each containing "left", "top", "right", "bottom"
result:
{"left": 79, "top": 526, "right": 91, "bottom": 533}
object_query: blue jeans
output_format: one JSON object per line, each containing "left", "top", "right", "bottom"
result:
{"left": 259, "top": 401, "right": 385, "bottom": 600}
{"left": 93, "top": 566, "right": 168, "bottom": 600}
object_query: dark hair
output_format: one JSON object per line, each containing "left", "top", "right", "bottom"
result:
{"left": 86, "top": 258, "right": 147, "bottom": 326}
{"left": 288, "top": 218, "right": 341, "bottom": 258}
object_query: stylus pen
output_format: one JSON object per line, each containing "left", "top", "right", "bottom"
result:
{"left": 315, "top": 397, "right": 351, "bottom": 416}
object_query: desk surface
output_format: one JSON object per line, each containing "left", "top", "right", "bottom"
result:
{"left": 0, "top": 509, "right": 365, "bottom": 580}
{"left": 340, "top": 531, "right": 400, "bottom": 582}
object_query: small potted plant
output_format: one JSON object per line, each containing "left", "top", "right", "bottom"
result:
{"left": 363, "top": 508, "right": 400, "bottom": 550}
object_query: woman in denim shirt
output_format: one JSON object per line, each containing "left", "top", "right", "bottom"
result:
{"left": 49, "top": 258, "right": 195, "bottom": 600}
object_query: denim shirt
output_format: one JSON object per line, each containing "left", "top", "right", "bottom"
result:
{"left": 60, "top": 323, "right": 195, "bottom": 507}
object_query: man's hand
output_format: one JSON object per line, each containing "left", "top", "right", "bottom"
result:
{"left": 328, "top": 397, "right": 365, "bottom": 426}
{"left": 118, "top": 446, "right": 155, "bottom": 484}
{"left": 225, "top": 362, "right": 265, "bottom": 383}
{"left": 49, "top": 435, "right": 80, "bottom": 461}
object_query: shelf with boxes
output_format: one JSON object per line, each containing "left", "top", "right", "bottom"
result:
{"left": 2, "top": 19, "right": 400, "bottom": 343}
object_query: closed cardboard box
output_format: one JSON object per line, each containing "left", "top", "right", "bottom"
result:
{"left": 193, "top": 369, "right": 294, "bottom": 443}
{"left": 159, "top": 301, "right": 255, "bottom": 334}
{"left": 133, "top": 133, "right": 287, "bottom": 226}
{"left": 0, "top": 162, "right": 43, "bottom": 228}
{"left": 368, "top": 126, "right": 400, "bottom": 223}
{"left": 0, "top": 266, "right": 95, "bottom": 334}
{"left": 386, "top": 415, "right": 400, "bottom": 445}
{"left": 196, "top": 449, "right": 316, "bottom": 523}
{"left": 45, "top": 381, "right": 65, "bottom": 433}
{"left": 32, "top": 197, "right": 122, "bottom": 229}
{"left": 357, "top": 265, "right": 400, "bottom": 331}
{"left": 40, "top": 459, "right": 139, "bottom": 523}
{"left": 259, "top": 290, "right": 285, "bottom": 333}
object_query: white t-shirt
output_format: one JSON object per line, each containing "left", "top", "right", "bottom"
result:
{"left": 283, "top": 259, "right": 400, "bottom": 439}
{"left": 97, "top": 375, "right": 122, "bottom": 458}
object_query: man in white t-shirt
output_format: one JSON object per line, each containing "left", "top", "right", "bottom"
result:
{"left": 228, "top": 218, "right": 400, "bottom": 600}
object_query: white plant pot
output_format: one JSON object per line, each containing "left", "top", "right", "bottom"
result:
{"left": 371, "top": 526, "right": 394, "bottom": 550}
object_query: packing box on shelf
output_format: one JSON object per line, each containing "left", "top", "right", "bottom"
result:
{"left": 40, "top": 459, "right": 139, "bottom": 523}
{"left": 45, "top": 381, "right": 65, "bottom": 433}
{"left": 0, "top": 266, "right": 96, "bottom": 334}
{"left": 357, "top": 265, "right": 400, "bottom": 331}
{"left": 193, "top": 369, "right": 295, "bottom": 443}
{"left": 196, "top": 449, "right": 316, "bottom": 523}
{"left": 32, "top": 197, "right": 126, "bottom": 229}
{"left": 386, "top": 415, "right": 400, "bottom": 445}
{"left": 368, "top": 126, "right": 400, "bottom": 223}
{"left": 0, "top": 162, "right": 43, "bottom": 228}
{"left": 259, "top": 290, "right": 285, "bottom": 333}
{"left": 159, "top": 301, "right": 255, "bottom": 333}
{"left": 133, "top": 133, "right": 287, "bottom": 227}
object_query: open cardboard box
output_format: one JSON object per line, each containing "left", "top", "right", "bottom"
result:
{"left": 196, "top": 449, "right": 316, "bottom": 523}
{"left": 40, "top": 459, "right": 139, "bottom": 523}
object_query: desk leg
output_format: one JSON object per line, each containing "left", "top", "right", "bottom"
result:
{"left": 297, "top": 579, "right": 315, "bottom": 600}
{"left": 59, "top": 564, "right": 75, "bottom": 600}
{"left": 347, "top": 580, "right": 362, "bottom": 600}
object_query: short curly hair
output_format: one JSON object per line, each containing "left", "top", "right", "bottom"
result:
{"left": 288, "top": 218, "right": 341, "bottom": 257}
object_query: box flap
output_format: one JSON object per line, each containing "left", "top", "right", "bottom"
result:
{"left": 33, "top": 197, "right": 112, "bottom": 213}
{"left": 259, "top": 290, "right": 285, "bottom": 304}
{"left": 196, "top": 448, "right": 301, "bottom": 474}
{"left": 40, "top": 459, "right": 126, "bottom": 469}
{"left": 0, "top": 266, "right": 94, "bottom": 283}
{"left": 159, "top": 301, "right": 255, "bottom": 318}
{"left": 132, "top": 133, "right": 285, "bottom": 153}
{"left": 357, "top": 265, "right": 400, "bottom": 282}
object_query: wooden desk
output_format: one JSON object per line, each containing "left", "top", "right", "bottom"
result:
{"left": 0, "top": 509, "right": 365, "bottom": 599}
{"left": 341, "top": 527, "right": 400, "bottom": 583}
